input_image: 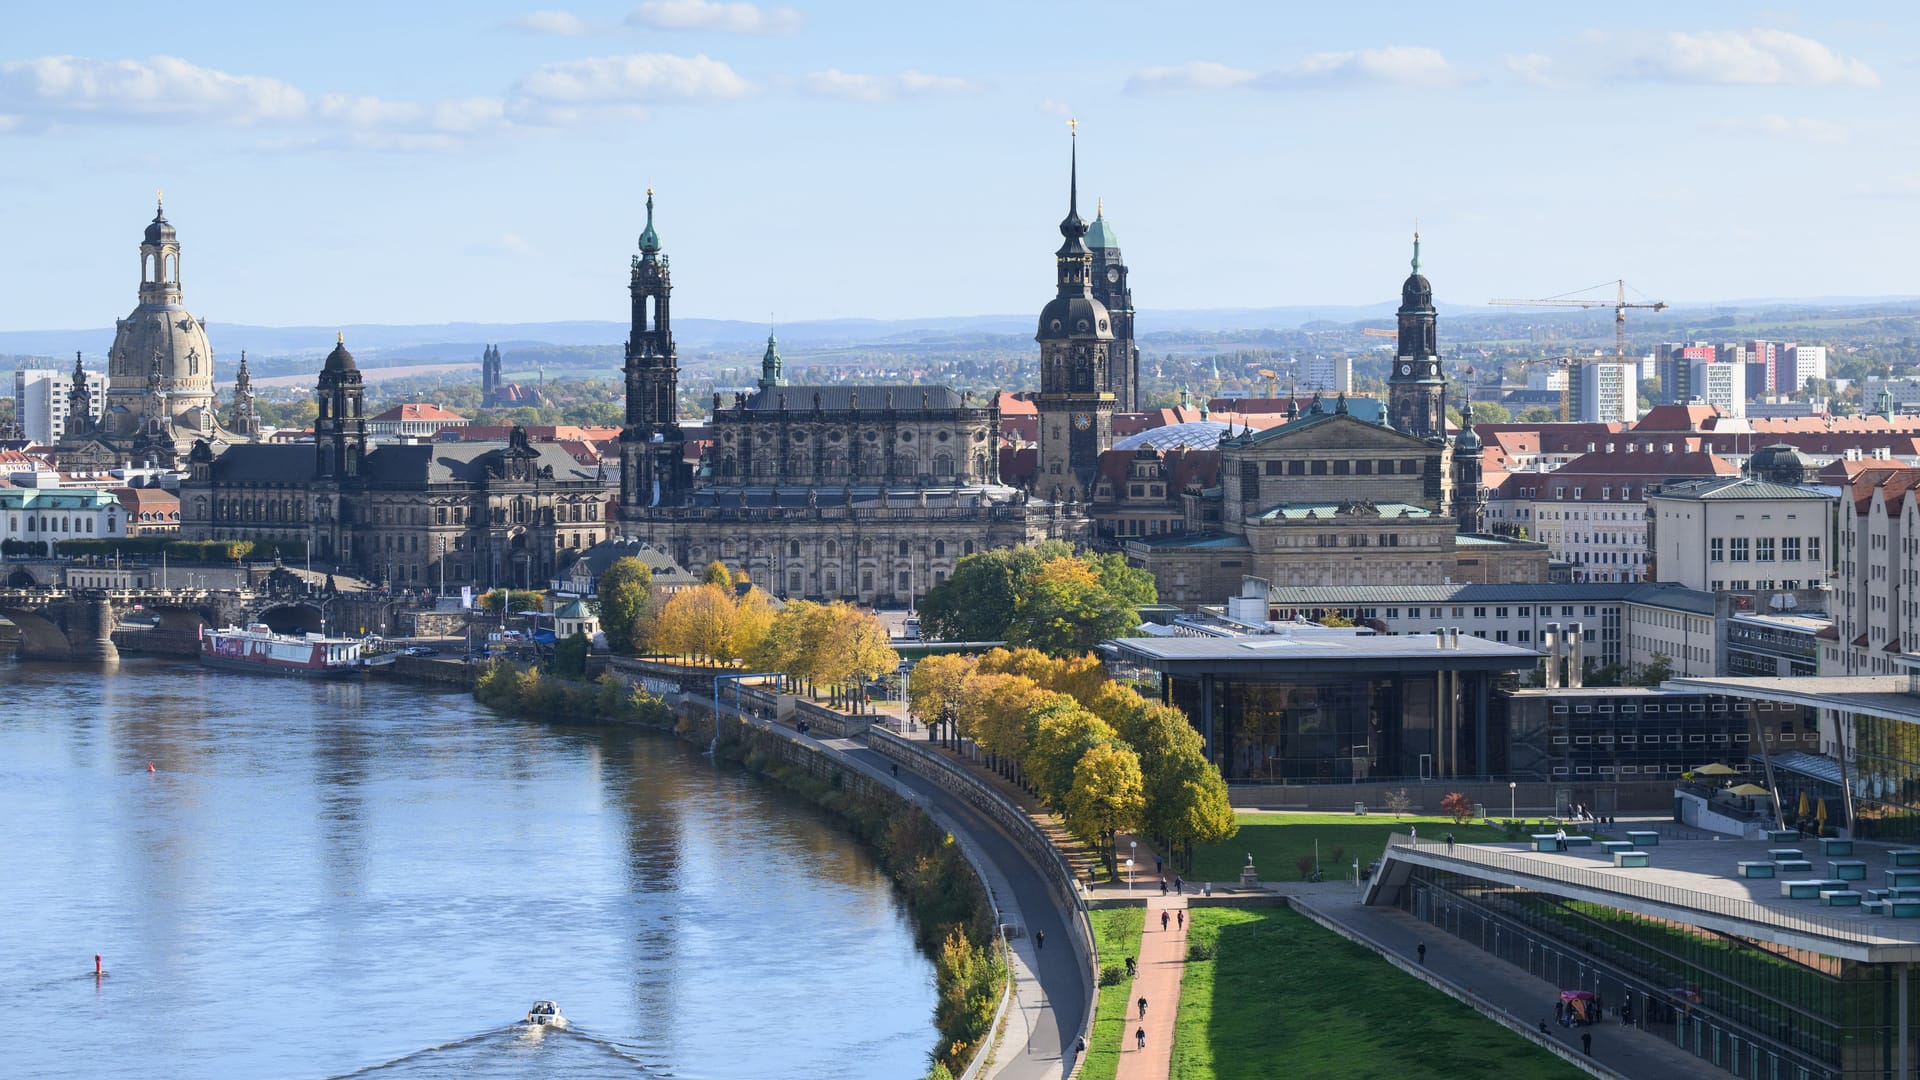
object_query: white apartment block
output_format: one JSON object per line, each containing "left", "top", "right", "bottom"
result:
{"left": 1688, "top": 360, "right": 1746, "bottom": 418}
{"left": 1303, "top": 355, "right": 1351, "bottom": 394}
{"left": 1572, "top": 361, "right": 1639, "bottom": 424}
{"left": 1787, "top": 345, "right": 1828, "bottom": 390}
{"left": 1647, "top": 476, "right": 1836, "bottom": 594}
{"left": 1828, "top": 466, "right": 1920, "bottom": 675}
{"left": 13, "top": 367, "right": 106, "bottom": 444}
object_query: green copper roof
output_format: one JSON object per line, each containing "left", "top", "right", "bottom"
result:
{"left": 1086, "top": 202, "right": 1120, "bottom": 250}
{"left": 639, "top": 188, "right": 661, "bottom": 253}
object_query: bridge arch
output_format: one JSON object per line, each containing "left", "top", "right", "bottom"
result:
{"left": 0, "top": 608, "right": 75, "bottom": 659}
{"left": 255, "top": 603, "right": 324, "bottom": 635}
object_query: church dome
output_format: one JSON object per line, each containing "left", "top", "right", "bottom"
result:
{"left": 1747, "top": 443, "right": 1812, "bottom": 485}
{"left": 1113, "top": 420, "right": 1230, "bottom": 452}
{"left": 1086, "top": 205, "right": 1120, "bottom": 250}
{"left": 144, "top": 206, "right": 175, "bottom": 247}
{"left": 1401, "top": 272, "right": 1432, "bottom": 308}
{"left": 1037, "top": 293, "right": 1114, "bottom": 341}
{"left": 1454, "top": 424, "right": 1482, "bottom": 452}
{"left": 324, "top": 336, "right": 357, "bottom": 373}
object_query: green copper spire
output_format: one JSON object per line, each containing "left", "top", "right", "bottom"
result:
{"left": 1411, "top": 230, "right": 1421, "bottom": 275}
{"left": 759, "top": 324, "right": 783, "bottom": 391}
{"left": 639, "top": 187, "right": 661, "bottom": 254}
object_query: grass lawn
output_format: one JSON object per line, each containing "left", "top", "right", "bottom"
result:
{"left": 1170, "top": 907, "right": 1584, "bottom": 1080}
{"left": 1189, "top": 813, "right": 1510, "bottom": 884}
{"left": 1080, "top": 906, "right": 1145, "bottom": 1080}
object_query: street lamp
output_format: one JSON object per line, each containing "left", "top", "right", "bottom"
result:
{"left": 1510, "top": 781, "right": 1518, "bottom": 820}
{"left": 1124, "top": 858, "right": 1134, "bottom": 892}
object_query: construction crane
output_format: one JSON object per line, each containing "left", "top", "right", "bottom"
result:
{"left": 1518, "top": 356, "right": 1576, "bottom": 422}
{"left": 1256, "top": 369, "right": 1280, "bottom": 396}
{"left": 1360, "top": 327, "right": 1397, "bottom": 340}
{"left": 1489, "top": 279, "right": 1667, "bottom": 363}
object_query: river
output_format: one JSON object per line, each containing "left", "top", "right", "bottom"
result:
{"left": 0, "top": 660, "right": 936, "bottom": 1079}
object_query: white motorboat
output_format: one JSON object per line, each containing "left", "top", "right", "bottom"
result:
{"left": 523, "top": 1000, "right": 567, "bottom": 1029}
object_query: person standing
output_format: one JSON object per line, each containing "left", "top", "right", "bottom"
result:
{"left": 1582, "top": 1031, "right": 1592, "bottom": 1055}
{"left": 1176, "top": 910, "right": 1185, "bottom": 931}
{"left": 1161, "top": 910, "right": 1171, "bottom": 932}
{"left": 1417, "top": 942, "right": 1426, "bottom": 964}
{"left": 1035, "top": 930, "right": 1045, "bottom": 951}
{"left": 1445, "top": 832, "right": 1455, "bottom": 853}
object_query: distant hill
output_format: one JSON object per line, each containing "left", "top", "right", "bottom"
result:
{"left": 5, "top": 295, "right": 1917, "bottom": 368}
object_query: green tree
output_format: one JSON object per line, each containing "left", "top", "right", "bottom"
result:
{"left": 1469, "top": 400, "right": 1511, "bottom": 426}
{"left": 918, "top": 542, "right": 1070, "bottom": 642}
{"left": 1518, "top": 406, "right": 1560, "bottom": 423}
{"left": 479, "top": 588, "right": 544, "bottom": 613}
{"left": 551, "top": 631, "right": 589, "bottom": 678}
{"left": 1009, "top": 555, "right": 1142, "bottom": 656}
{"left": 595, "top": 556, "right": 654, "bottom": 654}
{"left": 1023, "top": 696, "right": 1116, "bottom": 809}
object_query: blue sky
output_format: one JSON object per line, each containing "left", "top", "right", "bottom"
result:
{"left": 2, "top": 1, "right": 1914, "bottom": 330}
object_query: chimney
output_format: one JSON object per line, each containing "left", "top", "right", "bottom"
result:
{"left": 1567, "top": 621, "right": 1584, "bottom": 688}
{"left": 1434, "top": 628, "right": 1446, "bottom": 649}
{"left": 1449, "top": 627, "right": 1462, "bottom": 650}
{"left": 1542, "top": 623, "right": 1561, "bottom": 688}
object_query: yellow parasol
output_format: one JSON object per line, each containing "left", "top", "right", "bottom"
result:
{"left": 1727, "top": 783, "right": 1770, "bottom": 796}
{"left": 1694, "top": 763, "right": 1736, "bottom": 776}
{"left": 1816, "top": 798, "right": 1830, "bottom": 830}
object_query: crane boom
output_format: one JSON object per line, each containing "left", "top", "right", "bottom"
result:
{"left": 1489, "top": 278, "right": 1667, "bottom": 360}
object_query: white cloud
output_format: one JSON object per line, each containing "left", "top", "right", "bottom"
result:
{"left": 1125, "top": 48, "right": 1464, "bottom": 94}
{"left": 1504, "top": 53, "right": 1558, "bottom": 88}
{"left": 1037, "top": 98, "right": 1074, "bottom": 119}
{"left": 1707, "top": 113, "right": 1849, "bottom": 144}
{"left": 317, "top": 93, "right": 508, "bottom": 135}
{"left": 1123, "top": 62, "right": 1256, "bottom": 94}
{"left": 510, "top": 10, "right": 601, "bottom": 36}
{"left": 512, "top": 52, "right": 752, "bottom": 109}
{"left": 800, "top": 69, "right": 977, "bottom": 103}
{"left": 626, "top": 0, "right": 802, "bottom": 35}
{"left": 0, "top": 55, "right": 307, "bottom": 124}
{"left": 1265, "top": 46, "right": 1466, "bottom": 89}
{"left": 1594, "top": 28, "right": 1878, "bottom": 87}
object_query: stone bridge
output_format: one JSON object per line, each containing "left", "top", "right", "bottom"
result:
{"left": 0, "top": 588, "right": 417, "bottom": 661}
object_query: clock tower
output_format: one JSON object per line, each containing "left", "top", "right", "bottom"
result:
{"left": 1034, "top": 124, "right": 1115, "bottom": 503}
{"left": 1389, "top": 232, "right": 1447, "bottom": 439}
{"left": 619, "top": 189, "right": 691, "bottom": 521}
{"left": 1087, "top": 199, "right": 1138, "bottom": 411}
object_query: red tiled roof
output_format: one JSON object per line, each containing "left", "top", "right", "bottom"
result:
{"left": 370, "top": 402, "right": 467, "bottom": 423}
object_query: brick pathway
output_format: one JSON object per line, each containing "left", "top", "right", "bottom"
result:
{"left": 1114, "top": 893, "right": 1189, "bottom": 1080}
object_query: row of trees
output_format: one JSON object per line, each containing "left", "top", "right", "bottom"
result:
{"left": 909, "top": 647, "right": 1235, "bottom": 874}
{"left": 595, "top": 555, "right": 899, "bottom": 694}
{"left": 917, "top": 542, "right": 1156, "bottom": 655}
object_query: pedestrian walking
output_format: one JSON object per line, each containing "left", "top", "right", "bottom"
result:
{"left": 1035, "top": 930, "right": 1045, "bottom": 951}
{"left": 1174, "top": 875, "right": 1184, "bottom": 894}
{"left": 1411, "top": 825, "right": 1417, "bottom": 841}
{"left": 1555, "top": 1000, "right": 1564, "bottom": 1024}
{"left": 1138, "top": 996, "right": 1148, "bottom": 1020}
{"left": 1136, "top": 1027, "right": 1146, "bottom": 1051}
{"left": 1417, "top": 942, "right": 1426, "bottom": 964}
{"left": 1161, "top": 910, "right": 1170, "bottom": 932}
{"left": 890, "top": 763, "right": 898, "bottom": 778}
{"left": 1155, "top": 854, "right": 1163, "bottom": 875}
{"left": 1445, "top": 832, "right": 1455, "bottom": 853}
{"left": 1159, "top": 876, "right": 1167, "bottom": 895}
{"left": 1538, "top": 1018, "right": 1548, "bottom": 1034}
{"left": 1582, "top": 1032, "right": 1592, "bottom": 1056}
{"left": 1075, "top": 1035, "right": 1086, "bottom": 1057}
{"left": 1176, "top": 910, "right": 1185, "bottom": 931}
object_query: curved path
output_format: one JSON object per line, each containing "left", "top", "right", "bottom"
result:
{"left": 719, "top": 703, "right": 1091, "bottom": 1079}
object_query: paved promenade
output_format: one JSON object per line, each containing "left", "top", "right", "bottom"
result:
{"left": 1114, "top": 893, "right": 1189, "bottom": 1080}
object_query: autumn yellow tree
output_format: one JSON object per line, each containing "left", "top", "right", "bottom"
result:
{"left": 958, "top": 672, "right": 1051, "bottom": 780}
{"left": 817, "top": 601, "right": 899, "bottom": 691}
{"left": 653, "top": 583, "right": 740, "bottom": 664}
{"left": 1065, "top": 740, "right": 1146, "bottom": 873}
{"left": 1023, "top": 695, "right": 1117, "bottom": 810}
{"left": 732, "top": 587, "right": 777, "bottom": 662}
{"left": 908, "top": 653, "right": 976, "bottom": 733}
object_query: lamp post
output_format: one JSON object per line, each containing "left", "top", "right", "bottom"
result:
{"left": 1510, "top": 781, "right": 1518, "bottom": 819}
{"left": 1124, "top": 858, "right": 1134, "bottom": 893}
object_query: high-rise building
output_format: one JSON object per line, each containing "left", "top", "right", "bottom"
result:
{"left": 1787, "top": 344, "right": 1828, "bottom": 392}
{"left": 1571, "top": 361, "right": 1640, "bottom": 424}
{"left": 1745, "top": 340, "right": 1780, "bottom": 398}
{"left": 14, "top": 362, "right": 104, "bottom": 444}
{"left": 1302, "top": 355, "right": 1351, "bottom": 394}
{"left": 1388, "top": 233, "right": 1446, "bottom": 439}
{"left": 1688, "top": 359, "right": 1746, "bottom": 418}
{"left": 1655, "top": 343, "right": 1715, "bottom": 405}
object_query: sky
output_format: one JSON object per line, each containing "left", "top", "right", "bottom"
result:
{"left": 2, "top": 1, "right": 1916, "bottom": 331}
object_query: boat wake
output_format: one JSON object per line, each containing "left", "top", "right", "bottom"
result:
{"left": 316, "top": 1022, "right": 661, "bottom": 1079}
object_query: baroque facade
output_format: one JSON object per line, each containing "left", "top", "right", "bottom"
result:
{"left": 612, "top": 191, "right": 1071, "bottom": 605}
{"left": 180, "top": 337, "right": 614, "bottom": 588}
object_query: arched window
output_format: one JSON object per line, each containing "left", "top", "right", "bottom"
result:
{"left": 788, "top": 540, "right": 801, "bottom": 557}
{"left": 898, "top": 571, "right": 910, "bottom": 590}
{"left": 789, "top": 572, "right": 802, "bottom": 594}
{"left": 934, "top": 540, "right": 946, "bottom": 556}
{"left": 825, "top": 540, "right": 838, "bottom": 556}
{"left": 897, "top": 540, "right": 910, "bottom": 556}
{"left": 933, "top": 453, "right": 953, "bottom": 477}
{"left": 963, "top": 540, "right": 976, "bottom": 556}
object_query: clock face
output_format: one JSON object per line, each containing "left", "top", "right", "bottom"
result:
{"left": 1400, "top": 364, "right": 1412, "bottom": 376}
{"left": 1106, "top": 268, "right": 1120, "bottom": 283}
{"left": 1073, "top": 414, "right": 1092, "bottom": 431}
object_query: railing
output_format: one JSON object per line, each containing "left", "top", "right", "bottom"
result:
{"left": 1385, "top": 835, "right": 1897, "bottom": 949}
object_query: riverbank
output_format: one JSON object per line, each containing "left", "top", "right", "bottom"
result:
{"left": 471, "top": 664, "right": 1007, "bottom": 1080}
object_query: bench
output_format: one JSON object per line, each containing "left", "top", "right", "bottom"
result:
{"left": 1892, "top": 850, "right": 1920, "bottom": 868}
{"left": 1768, "top": 848, "right": 1805, "bottom": 862}
{"left": 1564, "top": 835, "right": 1595, "bottom": 848}
{"left": 1895, "top": 900, "right": 1920, "bottom": 919}
{"left": 1888, "top": 869, "right": 1920, "bottom": 889}
{"left": 1888, "top": 887, "right": 1920, "bottom": 899}
{"left": 1765, "top": 829, "right": 1800, "bottom": 843}
{"left": 1531, "top": 834, "right": 1566, "bottom": 853}
{"left": 1601, "top": 840, "right": 1635, "bottom": 855}
{"left": 1613, "top": 850, "right": 1650, "bottom": 868}
{"left": 1820, "top": 838, "right": 1855, "bottom": 857}
{"left": 1830, "top": 860, "right": 1867, "bottom": 881}
{"left": 1737, "top": 861, "right": 1776, "bottom": 879}
{"left": 1864, "top": 899, "right": 1889, "bottom": 915}
{"left": 1626, "top": 830, "right": 1660, "bottom": 847}
{"left": 1775, "top": 860, "right": 1814, "bottom": 874}
{"left": 1822, "top": 889, "right": 1863, "bottom": 907}
{"left": 1782, "top": 880, "right": 1826, "bottom": 899}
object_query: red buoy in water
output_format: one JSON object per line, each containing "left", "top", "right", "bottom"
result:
{"left": 95, "top": 954, "right": 103, "bottom": 977}
{"left": 147, "top": 762, "right": 155, "bottom": 773}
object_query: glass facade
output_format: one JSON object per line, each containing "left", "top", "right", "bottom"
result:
{"left": 1848, "top": 711, "right": 1920, "bottom": 842}
{"left": 1398, "top": 866, "right": 1917, "bottom": 1079}
{"left": 1504, "top": 690, "right": 1811, "bottom": 783}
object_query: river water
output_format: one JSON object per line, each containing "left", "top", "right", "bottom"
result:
{"left": 0, "top": 660, "right": 935, "bottom": 1079}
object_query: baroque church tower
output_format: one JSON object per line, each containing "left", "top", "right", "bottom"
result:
{"left": 1389, "top": 233, "right": 1447, "bottom": 439}
{"left": 1034, "top": 126, "right": 1116, "bottom": 503}
{"left": 1086, "top": 199, "right": 1138, "bottom": 411}
{"left": 229, "top": 351, "right": 260, "bottom": 440}
{"left": 315, "top": 334, "right": 367, "bottom": 480}
{"left": 618, "top": 189, "right": 690, "bottom": 520}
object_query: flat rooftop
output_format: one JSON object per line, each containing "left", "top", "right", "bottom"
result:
{"left": 1668, "top": 675, "right": 1920, "bottom": 725}
{"left": 1386, "top": 830, "right": 1920, "bottom": 961}
{"left": 1111, "top": 633, "right": 1539, "bottom": 662}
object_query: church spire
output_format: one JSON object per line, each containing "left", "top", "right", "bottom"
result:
{"left": 639, "top": 186, "right": 661, "bottom": 255}
{"left": 1411, "top": 229, "right": 1421, "bottom": 275}
{"left": 759, "top": 323, "right": 783, "bottom": 391}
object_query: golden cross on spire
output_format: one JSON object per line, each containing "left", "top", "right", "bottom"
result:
{"left": 156, "top": 188, "right": 164, "bottom": 211}
{"left": 1068, "top": 116, "right": 1077, "bottom": 135}
{"left": 337, "top": 331, "right": 343, "bottom": 344}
